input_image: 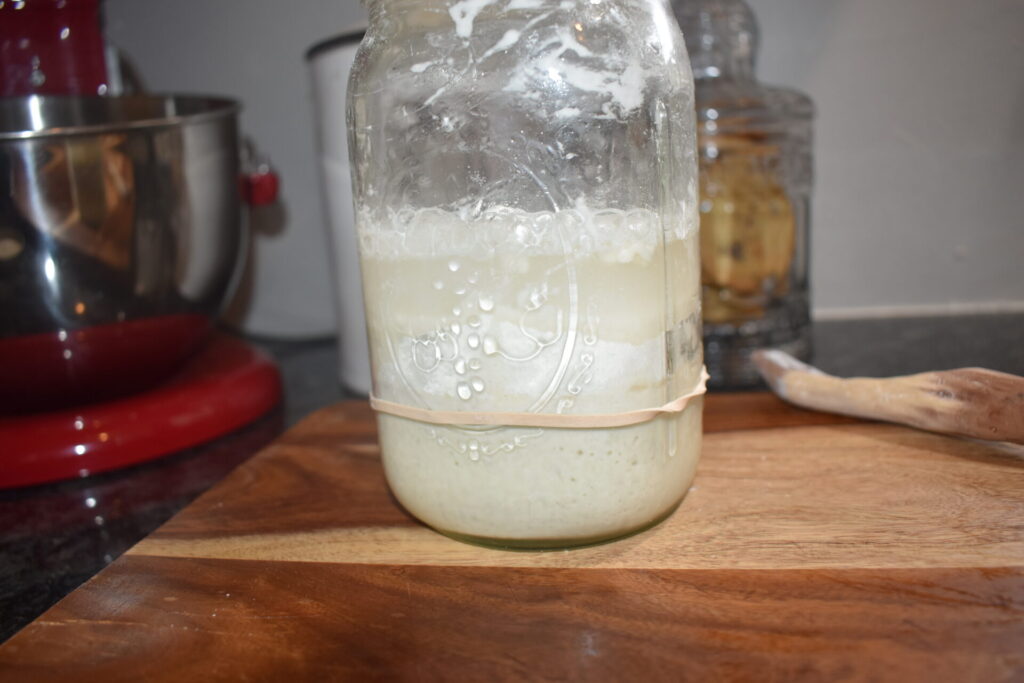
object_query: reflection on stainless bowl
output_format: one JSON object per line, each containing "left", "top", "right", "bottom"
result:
{"left": 0, "top": 95, "right": 242, "bottom": 413}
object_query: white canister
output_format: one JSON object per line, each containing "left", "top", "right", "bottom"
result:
{"left": 307, "top": 30, "right": 371, "bottom": 395}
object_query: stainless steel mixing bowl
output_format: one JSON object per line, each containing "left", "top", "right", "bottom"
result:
{"left": 0, "top": 95, "right": 242, "bottom": 412}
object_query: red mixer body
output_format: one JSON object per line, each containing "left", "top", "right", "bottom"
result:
{"left": 1, "top": 0, "right": 110, "bottom": 97}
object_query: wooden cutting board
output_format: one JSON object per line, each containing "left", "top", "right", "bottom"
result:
{"left": 3, "top": 394, "right": 1023, "bottom": 681}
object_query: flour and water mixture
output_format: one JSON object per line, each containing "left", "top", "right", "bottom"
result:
{"left": 360, "top": 205, "right": 703, "bottom": 545}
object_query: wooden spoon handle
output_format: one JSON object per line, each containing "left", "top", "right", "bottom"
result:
{"left": 752, "top": 350, "right": 1024, "bottom": 445}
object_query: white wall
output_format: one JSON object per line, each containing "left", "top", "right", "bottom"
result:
{"left": 106, "top": 0, "right": 1023, "bottom": 330}
{"left": 752, "top": 0, "right": 1024, "bottom": 317}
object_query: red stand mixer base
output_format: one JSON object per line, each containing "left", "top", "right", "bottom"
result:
{"left": 0, "top": 335, "right": 282, "bottom": 489}
{"left": 0, "top": 314, "right": 213, "bottom": 414}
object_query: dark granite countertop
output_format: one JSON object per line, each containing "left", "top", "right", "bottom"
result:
{"left": 2, "top": 313, "right": 1023, "bottom": 642}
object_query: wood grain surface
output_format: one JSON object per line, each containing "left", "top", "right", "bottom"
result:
{"left": 2, "top": 393, "right": 1023, "bottom": 682}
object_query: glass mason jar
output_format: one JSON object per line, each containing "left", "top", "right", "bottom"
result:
{"left": 672, "top": 0, "right": 814, "bottom": 388}
{"left": 348, "top": 0, "right": 703, "bottom": 548}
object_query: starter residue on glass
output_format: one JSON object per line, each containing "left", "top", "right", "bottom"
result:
{"left": 410, "top": 0, "right": 671, "bottom": 119}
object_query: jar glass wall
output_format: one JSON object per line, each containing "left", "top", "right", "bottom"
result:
{"left": 348, "top": 0, "right": 704, "bottom": 548}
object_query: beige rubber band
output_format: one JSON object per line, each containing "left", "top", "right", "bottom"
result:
{"left": 369, "top": 367, "right": 709, "bottom": 429}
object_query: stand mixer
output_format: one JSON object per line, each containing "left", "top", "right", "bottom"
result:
{"left": 0, "top": 2, "right": 282, "bottom": 488}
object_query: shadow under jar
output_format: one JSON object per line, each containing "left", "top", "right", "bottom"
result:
{"left": 347, "top": 0, "right": 704, "bottom": 548}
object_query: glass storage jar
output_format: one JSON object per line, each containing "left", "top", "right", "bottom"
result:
{"left": 671, "top": 0, "right": 814, "bottom": 388}
{"left": 347, "top": 0, "right": 704, "bottom": 548}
